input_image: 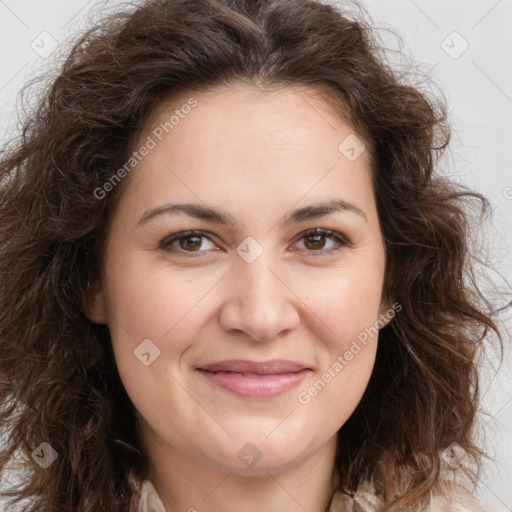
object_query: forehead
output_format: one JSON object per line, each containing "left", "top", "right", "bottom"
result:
{"left": 117, "top": 84, "right": 376, "bottom": 227}
{"left": 142, "top": 82, "right": 350, "bottom": 135}
{"left": 135, "top": 84, "right": 370, "bottom": 175}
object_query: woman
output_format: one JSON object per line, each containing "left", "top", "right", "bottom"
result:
{"left": 0, "top": 0, "right": 505, "bottom": 511}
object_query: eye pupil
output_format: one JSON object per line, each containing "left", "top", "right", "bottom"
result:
{"left": 304, "top": 234, "right": 326, "bottom": 250}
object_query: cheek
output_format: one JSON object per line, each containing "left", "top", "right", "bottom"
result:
{"left": 296, "top": 271, "right": 381, "bottom": 422}
{"left": 293, "top": 264, "right": 383, "bottom": 412}
{"left": 102, "top": 254, "right": 205, "bottom": 374}
{"left": 106, "top": 245, "right": 208, "bottom": 325}
{"left": 102, "top": 261, "right": 206, "bottom": 425}
{"left": 301, "top": 265, "right": 384, "bottom": 349}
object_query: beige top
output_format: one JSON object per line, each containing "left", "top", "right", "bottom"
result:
{"left": 127, "top": 471, "right": 492, "bottom": 512}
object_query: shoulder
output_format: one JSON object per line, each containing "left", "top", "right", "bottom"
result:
{"left": 428, "top": 480, "right": 490, "bottom": 512}
{"left": 127, "top": 471, "right": 166, "bottom": 512}
{"left": 328, "top": 478, "right": 492, "bottom": 512}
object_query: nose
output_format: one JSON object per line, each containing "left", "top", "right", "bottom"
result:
{"left": 218, "top": 253, "right": 301, "bottom": 342}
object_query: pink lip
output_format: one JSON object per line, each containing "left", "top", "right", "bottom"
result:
{"left": 197, "top": 359, "right": 311, "bottom": 398}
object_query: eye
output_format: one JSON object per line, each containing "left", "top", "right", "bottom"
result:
{"left": 291, "top": 228, "right": 350, "bottom": 254}
{"left": 160, "top": 228, "right": 349, "bottom": 256}
{"left": 160, "top": 230, "right": 218, "bottom": 255}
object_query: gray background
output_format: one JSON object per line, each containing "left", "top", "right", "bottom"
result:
{"left": 0, "top": 0, "right": 511, "bottom": 509}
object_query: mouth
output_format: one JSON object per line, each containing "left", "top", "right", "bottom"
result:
{"left": 196, "top": 359, "right": 312, "bottom": 399}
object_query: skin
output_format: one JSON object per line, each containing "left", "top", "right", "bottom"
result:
{"left": 88, "top": 83, "right": 392, "bottom": 512}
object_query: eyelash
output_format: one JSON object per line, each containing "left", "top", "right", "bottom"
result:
{"left": 160, "top": 228, "right": 350, "bottom": 257}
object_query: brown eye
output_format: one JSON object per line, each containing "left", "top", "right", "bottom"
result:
{"left": 294, "top": 229, "right": 349, "bottom": 254}
{"left": 160, "top": 228, "right": 349, "bottom": 257}
{"left": 161, "top": 231, "right": 217, "bottom": 254}
{"left": 178, "top": 234, "right": 203, "bottom": 251}
{"left": 303, "top": 233, "right": 327, "bottom": 250}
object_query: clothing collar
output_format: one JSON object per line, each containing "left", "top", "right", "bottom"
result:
{"left": 127, "top": 470, "right": 361, "bottom": 512}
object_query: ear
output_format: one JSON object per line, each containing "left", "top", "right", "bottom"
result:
{"left": 84, "top": 280, "right": 108, "bottom": 324}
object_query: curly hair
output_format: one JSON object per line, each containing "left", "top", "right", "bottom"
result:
{"left": 0, "top": 0, "right": 505, "bottom": 511}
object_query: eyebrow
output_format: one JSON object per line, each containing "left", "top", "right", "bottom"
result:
{"left": 137, "top": 198, "right": 367, "bottom": 227}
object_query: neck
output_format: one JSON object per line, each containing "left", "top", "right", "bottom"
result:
{"left": 145, "top": 436, "right": 339, "bottom": 512}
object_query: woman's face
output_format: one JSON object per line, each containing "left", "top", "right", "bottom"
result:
{"left": 89, "top": 84, "right": 391, "bottom": 475}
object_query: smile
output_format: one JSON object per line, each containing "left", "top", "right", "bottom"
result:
{"left": 197, "top": 359, "right": 312, "bottom": 399}
{"left": 197, "top": 368, "right": 311, "bottom": 398}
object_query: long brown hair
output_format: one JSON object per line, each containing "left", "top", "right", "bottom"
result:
{"left": 0, "top": 0, "right": 505, "bottom": 511}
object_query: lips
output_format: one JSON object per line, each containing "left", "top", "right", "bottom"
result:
{"left": 197, "top": 359, "right": 310, "bottom": 375}
{"left": 196, "top": 359, "right": 312, "bottom": 398}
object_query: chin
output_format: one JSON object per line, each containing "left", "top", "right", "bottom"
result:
{"left": 204, "top": 436, "right": 308, "bottom": 475}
